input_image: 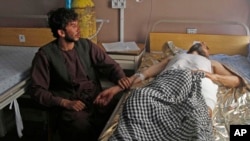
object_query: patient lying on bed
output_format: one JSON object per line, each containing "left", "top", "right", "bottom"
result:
{"left": 94, "top": 42, "right": 243, "bottom": 140}
{"left": 95, "top": 42, "right": 242, "bottom": 117}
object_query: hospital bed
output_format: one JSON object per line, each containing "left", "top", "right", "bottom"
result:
{"left": 0, "top": 27, "right": 54, "bottom": 137}
{"left": 99, "top": 20, "right": 250, "bottom": 141}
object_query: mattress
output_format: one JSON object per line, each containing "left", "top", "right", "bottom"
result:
{"left": 0, "top": 46, "right": 38, "bottom": 105}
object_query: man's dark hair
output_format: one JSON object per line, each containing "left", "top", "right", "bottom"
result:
{"left": 187, "top": 43, "right": 207, "bottom": 57}
{"left": 47, "top": 8, "right": 78, "bottom": 38}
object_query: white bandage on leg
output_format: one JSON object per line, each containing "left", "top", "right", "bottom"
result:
{"left": 201, "top": 78, "right": 218, "bottom": 111}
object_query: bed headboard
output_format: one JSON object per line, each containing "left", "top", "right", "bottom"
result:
{"left": 0, "top": 27, "right": 55, "bottom": 47}
{"left": 150, "top": 32, "right": 250, "bottom": 56}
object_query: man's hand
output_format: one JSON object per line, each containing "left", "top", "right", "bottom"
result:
{"left": 94, "top": 86, "right": 122, "bottom": 106}
{"left": 118, "top": 77, "right": 133, "bottom": 90}
{"left": 60, "top": 99, "right": 86, "bottom": 111}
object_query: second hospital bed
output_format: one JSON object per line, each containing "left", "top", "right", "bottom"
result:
{"left": 0, "top": 27, "right": 54, "bottom": 137}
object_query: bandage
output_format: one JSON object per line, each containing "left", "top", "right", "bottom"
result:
{"left": 201, "top": 78, "right": 218, "bottom": 111}
{"left": 135, "top": 72, "right": 145, "bottom": 81}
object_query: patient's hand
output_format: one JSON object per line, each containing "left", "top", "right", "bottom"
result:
{"left": 204, "top": 71, "right": 216, "bottom": 81}
{"left": 193, "top": 70, "right": 217, "bottom": 83}
{"left": 94, "top": 86, "right": 122, "bottom": 106}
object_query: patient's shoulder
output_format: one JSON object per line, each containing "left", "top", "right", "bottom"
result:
{"left": 210, "top": 60, "right": 220, "bottom": 65}
{"left": 210, "top": 59, "right": 235, "bottom": 75}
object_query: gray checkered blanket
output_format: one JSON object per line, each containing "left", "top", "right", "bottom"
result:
{"left": 109, "top": 69, "right": 214, "bottom": 141}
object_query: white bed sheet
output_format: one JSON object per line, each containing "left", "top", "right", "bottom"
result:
{"left": 0, "top": 46, "right": 38, "bottom": 103}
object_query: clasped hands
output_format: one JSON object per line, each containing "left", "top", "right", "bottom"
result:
{"left": 94, "top": 76, "right": 133, "bottom": 106}
{"left": 61, "top": 77, "right": 133, "bottom": 111}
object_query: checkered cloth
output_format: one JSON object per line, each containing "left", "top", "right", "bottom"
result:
{"left": 109, "top": 69, "right": 214, "bottom": 141}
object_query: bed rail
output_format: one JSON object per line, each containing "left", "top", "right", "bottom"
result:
{"left": 151, "top": 19, "right": 250, "bottom": 36}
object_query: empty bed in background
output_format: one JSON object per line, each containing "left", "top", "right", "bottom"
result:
{"left": 0, "top": 45, "right": 38, "bottom": 137}
{"left": 0, "top": 27, "right": 54, "bottom": 137}
{"left": 0, "top": 46, "right": 38, "bottom": 109}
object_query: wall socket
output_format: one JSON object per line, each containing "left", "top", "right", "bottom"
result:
{"left": 187, "top": 28, "right": 197, "bottom": 34}
{"left": 112, "top": 0, "right": 126, "bottom": 8}
{"left": 19, "top": 34, "right": 26, "bottom": 42}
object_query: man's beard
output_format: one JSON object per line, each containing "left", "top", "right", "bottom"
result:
{"left": 64, "top": 33, "right": 76, "bottom": 43}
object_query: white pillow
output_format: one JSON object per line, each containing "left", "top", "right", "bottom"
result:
{"left": 193, "top": 40, "right": 201, "bottom": 45}
{"left": 162, "top": 41, "right": 185, "bottom": 57}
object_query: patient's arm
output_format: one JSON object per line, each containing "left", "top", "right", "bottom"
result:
{"left": 94, "top": 85, "right": 123, "bottom": 106}
{"left": 94, "top": 76, "right": 135, "bottom": 106}
{"left": 206, "top": 60, "right": 242, "bottom": 88}
{"left": 94, "top": 56, "right": 173, "bottom": 106}
{"left": 129, "top": 56, "right": 173, "bottom": 86}
{"left": 140, "top": 56, "right": 173, "bottom": 80}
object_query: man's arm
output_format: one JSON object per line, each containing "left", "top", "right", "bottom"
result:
{"left": 207, "top": 60, "right": 242, "bottom": 88}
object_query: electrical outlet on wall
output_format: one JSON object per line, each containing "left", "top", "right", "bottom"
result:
{"left": 187, "top": 28, "right": 197, "bottom": 34}
{"left": 19, "top": 34, "right": 26, "bottom": 42}
{"left": 112, "top": 0, "right": 126, "bottom": 8}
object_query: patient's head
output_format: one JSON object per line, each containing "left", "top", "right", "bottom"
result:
{"left": 187, "top": 42, "right": 210, "bottom": 58}
{"left": 47, "top": 8, "right": 78, "bottom": 38}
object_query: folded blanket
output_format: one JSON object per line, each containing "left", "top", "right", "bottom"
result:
{"left": 210, "top": 54, "right": 250, "bottom": 87}
{"left": 109, "top": 70, "right": 214, "bottom": 141}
